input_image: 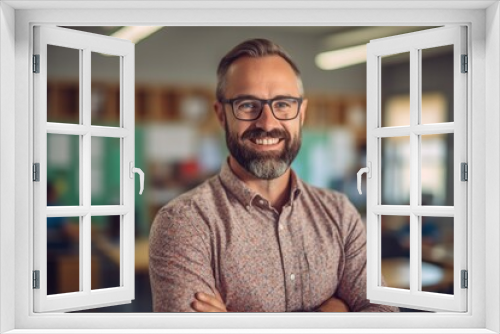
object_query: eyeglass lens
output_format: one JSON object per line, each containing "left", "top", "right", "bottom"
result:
{"left": 233, "top": 98, "right": 300, "bottom": 120}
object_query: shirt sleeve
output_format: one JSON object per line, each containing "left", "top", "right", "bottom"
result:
{"left": 335, "top": 195, "right": 399, "bottom": 312}
{"left": 149, "top": 202, "right": 216, "bottom": 312}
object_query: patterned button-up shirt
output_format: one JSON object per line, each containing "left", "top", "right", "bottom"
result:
{"left": 149, "top": 160, "right": 398, "bottom": 313}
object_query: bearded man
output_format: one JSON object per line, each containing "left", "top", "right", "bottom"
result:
{"left": 149, "top": 38, "right": 398, "bottom": 313}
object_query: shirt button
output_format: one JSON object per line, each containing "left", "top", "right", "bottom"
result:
{"left": 259, "top": 199, "right": 265, "bottom": 205}
{"left": 290, "top": 274, "right": 296, "bottom": 281}
{"left": 279, "top": 224, "right": 284, "bottom": 231}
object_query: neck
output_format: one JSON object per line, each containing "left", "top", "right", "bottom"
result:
{"left": 228, "top": 156, "right": 291, "bottom": 212}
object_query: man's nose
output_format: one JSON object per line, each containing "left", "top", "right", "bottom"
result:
{"left": 255, "top": 103, "right": 281, "bottom": 130}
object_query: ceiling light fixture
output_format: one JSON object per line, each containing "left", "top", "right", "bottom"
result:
{"left": 315, "top": 44, "right": 367, "bottom": 71}
{"left": 111, "top": 26, "right": 163, "bottom": 44}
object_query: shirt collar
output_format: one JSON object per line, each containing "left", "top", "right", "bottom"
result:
{"left": 218, "top": 158, "right": 302, "bottom": 208}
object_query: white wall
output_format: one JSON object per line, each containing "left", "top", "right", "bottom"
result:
{"left": 485, "top": 2, "right": 500, "bottom": 333}
{"left": 0, "top": 2, "right": 16, "bottom": 333}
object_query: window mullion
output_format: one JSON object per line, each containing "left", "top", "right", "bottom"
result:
{"left": 82, "top": 47, "right": 92, "bottom": 294}
{"left": 409, "top": 47, "right": 420, "bottom": 294}
{"left": 46, "top": 206, "right": 89, "bottom": 217}
{"left": 120, "top": 55, "right": 125, "bottom": 288}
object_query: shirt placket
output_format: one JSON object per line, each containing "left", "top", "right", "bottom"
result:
{"left": 276, "top": 205, "right": 303, "bottom": 311}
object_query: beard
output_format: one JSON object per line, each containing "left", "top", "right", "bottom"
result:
{"left": 225, "top": 121, "right": 302, "bottom": 180}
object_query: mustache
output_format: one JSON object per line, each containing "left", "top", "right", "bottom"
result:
{"left": 241, "top": 128, "right": 290, "bottom": 141}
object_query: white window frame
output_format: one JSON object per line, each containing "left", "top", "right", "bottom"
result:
{"left": 0, "top": 1, "right": 499, "bottom": 333}
{"left": 33, "top": 25, "right": 136, "bottom": 313}
{"left": 366, "top": 26, "right": 468, "bottom": 312}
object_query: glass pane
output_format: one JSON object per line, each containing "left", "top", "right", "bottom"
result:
{"left": 421, "top": 216, "right": 454, "bottom": 294}
{"left": 91, "top": 137, "right": 121, "bottom": 206}
{"left": 421, "top": 134, "right": 454, "bottom": 206}
{"left": 381, "top": 137, "right": 410, "bottom": 205}
{"left": 47, "top": 133, "right": 80, "bottom": 206}
{"left": 92, "top": 52, "right": 121, "bottom": 127}
{"left": 47, "top": 45, "right": 80, "bottom": 124}
{"left": 91, "top": 216, "right": 121, "bottom": 290}
{"left": 381, "top": 52, "right": 410, "bottom": 127}
{"left": 421, "top": 45, "right": 454, "bottom": 124}
{"left": 381, "top": 215, "right": 410, "bottom": 290}
{"left": 47, "top": 216, "right": 80, "bottom": 295}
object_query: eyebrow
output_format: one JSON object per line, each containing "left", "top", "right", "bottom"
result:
{"left": 231, "top": 94, "right": 299, "bottom": 100}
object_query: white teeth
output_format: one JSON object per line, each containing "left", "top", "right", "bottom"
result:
{"left": 255, "top": 138, "right": 279, "bottom": 145}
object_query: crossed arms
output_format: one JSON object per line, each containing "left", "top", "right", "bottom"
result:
{"left": 149, "top": 201, "right": 398, "bottom": 313}
{"left": 191, "top": 290, "right": 350, "bottom": 312}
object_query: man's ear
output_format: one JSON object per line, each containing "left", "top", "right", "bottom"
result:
{"left": 213, "top": 101, "right": 226, "bottom": 128}
{"left": 300, "top": 99, "right": 308, "bottom": 126}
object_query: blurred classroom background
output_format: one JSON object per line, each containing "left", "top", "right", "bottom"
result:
{"left": 45, "top": 26, "right": 454, "bottom": 312}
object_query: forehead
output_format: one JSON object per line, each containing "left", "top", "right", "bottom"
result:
{"left": 225, "top": 55, "right": 301, "bottom": 97}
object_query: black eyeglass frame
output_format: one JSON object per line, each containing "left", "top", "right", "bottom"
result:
{"left": 219, "top": 96, "right": 303, "bottom": 121}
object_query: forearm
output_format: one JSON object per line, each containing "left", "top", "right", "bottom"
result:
{"left": 356, "top": 303, "right": 399, "bottom": 312}
{"left": 314, "top": 296, "right": 350, "bottom": 312}
{"left": 315, "top": 296, "right": 398, "bottom": 313}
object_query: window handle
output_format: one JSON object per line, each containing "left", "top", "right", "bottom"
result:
{"left": 357, "top": 162, "right": 372, "bottom": 195}
{"left": 129, "top": 162, "right": 145, "bottom": 195}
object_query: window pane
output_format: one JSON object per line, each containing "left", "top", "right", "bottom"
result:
{"left": 421, "top": 216, "right": 454, "bottom": 295}
{"left": 47, "top": 45, "right": 80, "bottom": 124}
{"left": 47, "top": 133, "right": 80, "bottom": 206}
{"left": 421, "top": 134, "right": 454, "bottom": 206}
{"left": 91, "top": 216, "right": 121, "bottom": 290}
{"left": 381, "top": 215, "right": 410, "bottom": 290}
{"left": 381, "top": 52, "right": 410, "bottom": 127}
{"left": 91, "top": 137, "right": 121, "bottom": 206}
{"left": 47, "top": 216, "right": 80, "bottom": 295}
{"left": 92, "top": 52, "right": 120, "bottom": 127}
{"left": 381, "top": 137, "right": 410, "bottom": 205}
{"left": 421, "top": 45, "right": 454, "bottom": 124}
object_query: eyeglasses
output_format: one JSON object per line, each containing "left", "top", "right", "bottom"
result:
{"left": 220, "top": 96, "right": 303, "bottom": 121}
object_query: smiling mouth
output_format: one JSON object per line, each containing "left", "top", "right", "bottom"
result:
{"left": 250, "top": 137, "right": 283, "bottom": 146}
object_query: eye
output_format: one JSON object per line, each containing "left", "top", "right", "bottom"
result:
{"left": 273, "top": 99, "right": 295, "bottom": 109}
{"left": 235, "top": 100, "right": 260, "bottom": 111}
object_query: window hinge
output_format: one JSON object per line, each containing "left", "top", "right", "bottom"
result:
{"left": 461, "top": 270, "right": 468, "bottom": 289}
{"left": 33, "top": 163, "right": 40, "bottom": 182}
{"left": 461, "top": 162, "right": 468, "bottom": 181}
{"left": 33, "top": 270, "right": 40, "bottom": 289}
{"left": 33, "top": 54, "right": 40, "bottom": 73}
{"left": 461, "top": 54, "right": 468, "bottom": 73}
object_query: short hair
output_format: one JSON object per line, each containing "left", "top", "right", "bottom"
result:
{"left": 216, "top": 38, "right": 304, "bottom": 101}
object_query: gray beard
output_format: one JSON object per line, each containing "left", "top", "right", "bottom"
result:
{"left": 225, "top": 122, "right": 301, "bottom": 180}
{"left": 246, "top": 155, "right": 290, "bottom": 180}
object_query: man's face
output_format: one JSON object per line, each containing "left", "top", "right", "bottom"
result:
{"left": 215, "top": 55, "right": 307, "bottom": 180}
